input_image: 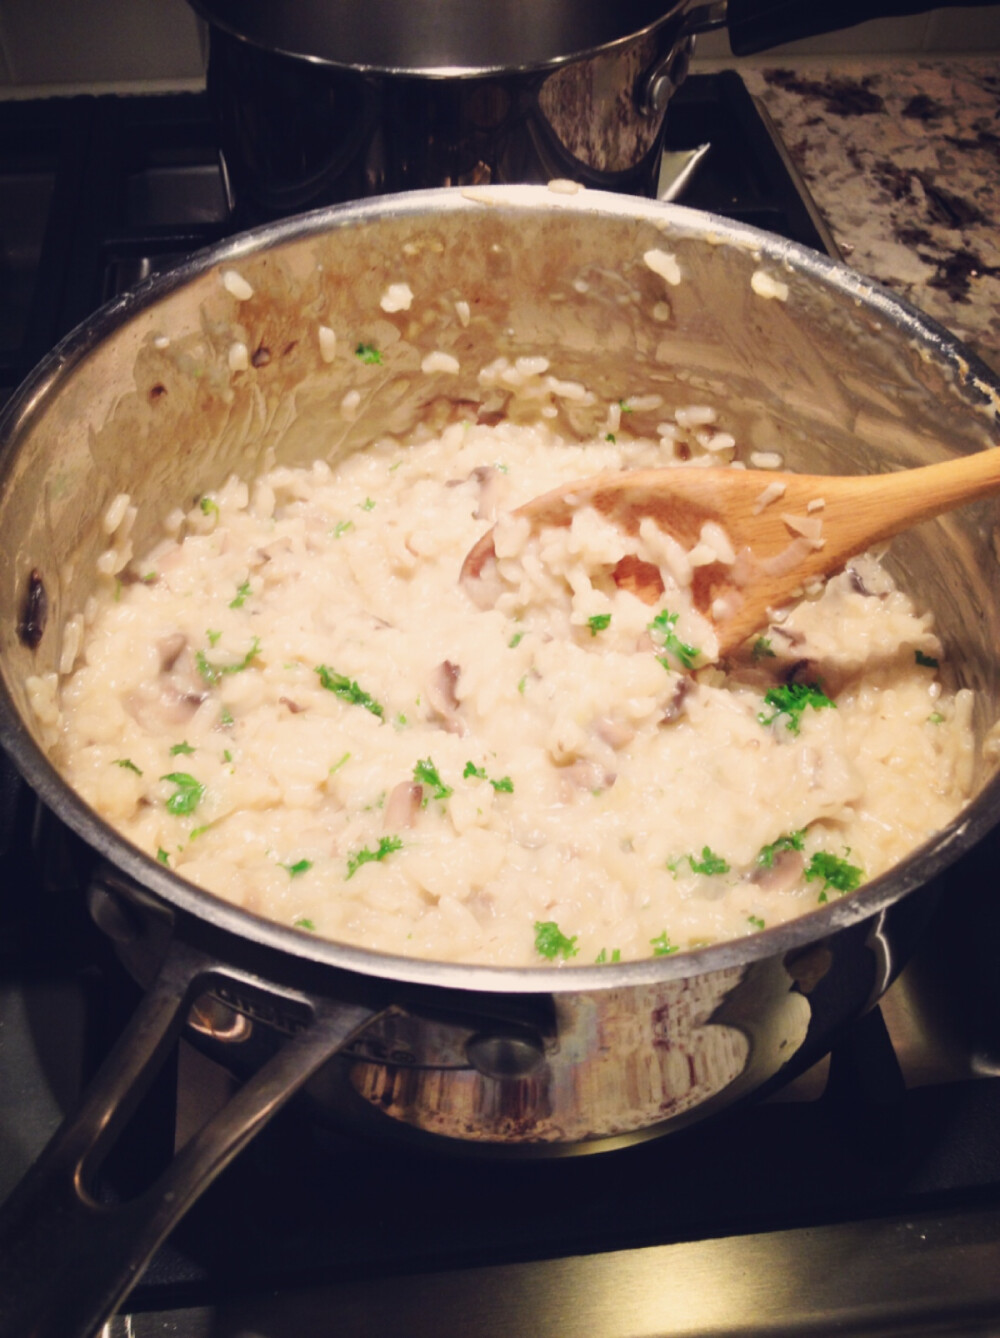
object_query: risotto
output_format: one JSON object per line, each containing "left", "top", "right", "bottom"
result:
{"left": 29, "top": 376, "right": 974, "bottom": 967}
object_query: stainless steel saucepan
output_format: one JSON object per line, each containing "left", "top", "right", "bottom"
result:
{"left": 1, "top": 187, "right": 999, "bottom": 1337}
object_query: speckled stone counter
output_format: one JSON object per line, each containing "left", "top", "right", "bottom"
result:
{"left": 735, "top": 58, "right": 1000, "bottom": 378}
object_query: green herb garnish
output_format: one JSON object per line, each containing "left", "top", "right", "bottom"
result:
{"left": 605, "top": 433, "right": 616, "bottom": 444}
{"left": 346, "top": 835, "right": 402, "bottom": 879}
{"left": 413, "top": 757, "right": 453, "bottom": 801}
{"left": 748, "top": 915, "right": 766, "bottom": 931}
{"left": 534, "top": 921, "right": 579, "bottom": 961}
{"left": 928, "top": 711, "right": 945, "bottom": 725}
{"left": 315, "top": 665, "right": 384, "bottom": 718}
{"left": 360, "top": 497, "right": 376, "bottom": 512}
{"left": 688, "top": 846, "right": 730, "bottom": 876}
{"left": 354, "top": 343, "right": 383, "bottom": 365}
{"left": 805, "top": 850, "right": 863, "bottom": 898}
{"left": 915, "top": 649, "right": 940, "bottom": 669}
{"left": 462, "top": 761, "right": 513, "bottom": 793}
{"left": 200, "top": 497, "right": 219, "bottom": 518}
{"left": 757, "top": 829, "right": 806, "bottom": 869}
{"left": 229, "top": 579, "right": 251, "bottom": 609}
{"left": 509, "top": 631, "right": 524, "bottom": 648}
{"left": 587, "top": 613, "right": 612, "bottom": 636}
{"left": 294, "top": 917, "right": 316, "bottom": 931}
{"left": 649, "top": 609, "right": 699, "bottom": 671}
{"left": 160, "top": 772, "right": 205, "bottom": 816}
{"left": 220, "top": 706, "right": 234, "bottom": 727}
{"left": 197, "top": 637, "right": 261, "bottom": 685}
{"left": 333, "top": 520, "right": 355, "bottom": 538}
{"left": 114, "top": 758, "right": 142, "bottom": 775}
{"left": 596, "top": 948, "right": 622, "bottom": 964}
{"left": 170, "top": 741, "right": 195, "bottom": 756}
{"left": 650, "top": 931, "right": 679, "bottom": 957}
{"left": 330, "top": 752, "right": 351, "bottom": 774}
{"left": 156, "top": 848, "right": 170, "bottom": 865}
{"left": 207, "top": 629, "right": 222, "bottom": 647}
{"left": 283, "top": 858, "right": 313, "bottom": 877}
{"left": 752, "top": 637, "right": 776, "bottom": 660}
{"left": 757, "top": 682, "right": 835, "bottom": 734}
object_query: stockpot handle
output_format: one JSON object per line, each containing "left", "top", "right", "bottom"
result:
{"left": 706, "top": 0, "right": 999, "bottom": 55}
{"left": 0, "top": 937, "right": 378, "bottom": 1338}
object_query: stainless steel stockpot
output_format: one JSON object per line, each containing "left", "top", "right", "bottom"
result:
{"left": 188, "top": 0, "right": 998, "bottom": 219}
{"left": 1, "top": 186, "right": 999, "bottom": 1337}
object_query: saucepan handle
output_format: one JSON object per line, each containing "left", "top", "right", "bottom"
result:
{"left": 722, "top": 0, "right": 999, "bottom": 55}
{"left": 0, "top": 936, "right": 377, "bottom": 1338}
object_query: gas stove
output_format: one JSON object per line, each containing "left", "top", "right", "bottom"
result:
{"left": 2, "top": 72, "right": 999, "bottom": 1337}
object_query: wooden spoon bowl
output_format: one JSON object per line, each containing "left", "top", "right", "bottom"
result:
{"left": 461, "top": 448, "right": 1000, "bottom": 657}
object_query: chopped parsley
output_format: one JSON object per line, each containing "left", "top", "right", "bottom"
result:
{"left": 207, "top": 628, "right": 222, "bottom": 647}
{"left": 170, "top": 741, "right": 195, "bottom": 756}
{"left": 596, "top": 948, "right": 622, "bottom": 964}
{"left": 752, "top": 637, "right": 776, "bottom": 660}
{"left": 346, "top": 835, "right": 402, "bottom": 879}
{"left": 197, "top": 637, "right": 261, "bottom": 685}
{"left": 359, "top": 497, "right": 376, "bottom": 512}
{"left": 200, "top": 496, "right": 220, "bottom": 518}
{"left": 223, "top": 749, "right": 233, "bottom": 763}
{"left": 332, "top": 519, "right": 355, "bottom": 538}
{"left": 509, "top": 631, "right": 524, "bottom": 648}
{"left": 354, "top": 342, "right": 383, "bottom": 365}
{"left": 229, "top": 579, "right": 252, "bottom": 609}
{"left": 805, "top": 850, "right": 863, "bottom": 900}
{"left": 650, "top": 931, "right": 679, "bottom": 957}
{"left": 114, "top": 758, "right": 142, "bottom": 775}
{"left": 394, "top": 713, "right": 408, "bottom": 730}
{"left": 757, "top": 829, "right": 806, "bottom": 869}
{"left": 587, "top": 613, "right": 612, "bottom": 636}
{"left": 315, "top": 665, "right": 384, "bottom": 718}
{"left": 330, "top": 751, "right": 351, "bottom": 774}
{"left": 517, "top": 675, "right": 527, "bottom": 694}
{"left": 757, "top": 682, "right": 835, "bottom": 734}
{"left": 160, "top": 772, "right": 205, "bottom": 816}
{"left": 534, "top": 921, "right": 579, "bottom": 961}
{"left": 463, "top": 761, "right": 513, "bottom": 793}
{"left": 915, "top": 649, "right": 940, "bottom": 669}
{"left": 928, "top": 711, "right": 945, "bottom": 725}
{"left": 156, "top": 848, "right": 170, "bottom": 865}
{"left": 605, "top": 432, "right": 616, "bottom": 444}
{"left": 649, "top": 609, "right": 699, "bottom": 671}
{"left": 294, "top": 917, "right": 316, "bottom": 931}
{"left": 748, "top": 915, "right": 766, "bottom": 931}
{"left": 220, "top": 705, "right": 234, "bottom": 727}
{"left": 282, "top": 858, "right": 313, "bottom": 877}
{"left": 413, "top": 757, "right": 453, "bottom": 801}
{"left": 618, "top": 398, "right": 633, "bottom": 414}
{"left": 688, "top": 846, "right": 730, "bottom": 876}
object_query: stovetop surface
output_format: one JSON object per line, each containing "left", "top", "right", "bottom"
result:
{"left": 2, "top": 71, "right": 1000, "bottom": 1337}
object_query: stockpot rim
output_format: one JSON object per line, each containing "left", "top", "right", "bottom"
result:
{"left": 187, "top": 0, "right": 694, "bottom": 77}
{"left": 1, "top": 183, "right": 999, "bottom": 997}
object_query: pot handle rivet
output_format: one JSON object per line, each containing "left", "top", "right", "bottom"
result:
{"left": 466, "top": 1031, "right": 546, "bottom": 1080}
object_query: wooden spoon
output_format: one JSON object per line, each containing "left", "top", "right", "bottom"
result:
{"left": 460, "top": 449, "right": 1000, "bottom": 657}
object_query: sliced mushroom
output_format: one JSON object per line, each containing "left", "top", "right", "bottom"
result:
{"left": 128, "top": 642, "right": 209, "bottom": 731}
{"left": 751, "top": 847, "right": 805, "bottom": 894}
{"left": 593, "top": 716, "right": 635, "bottom": 750}
{"left": 156, "top": 632, "right": 187, "bottom": 673}
{"left": 385, "top": 781, "right": 423, "bottom": 830}
{"left": 661, "top": 676, "right": 694, "bottom": 725}
{"left": 559, "top": 759, "right": 616, "bottom": 795}
{"left": 427, "top": 660, "right": 467, "bottom": 736}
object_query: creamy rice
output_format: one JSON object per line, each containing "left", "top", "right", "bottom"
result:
{"left": 32, "top": 392, "right": 974, "bottom": 967}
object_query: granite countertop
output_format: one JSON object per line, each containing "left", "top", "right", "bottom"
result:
{"left": 735, "top": 57, "right": 1000, "bottom": 378}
